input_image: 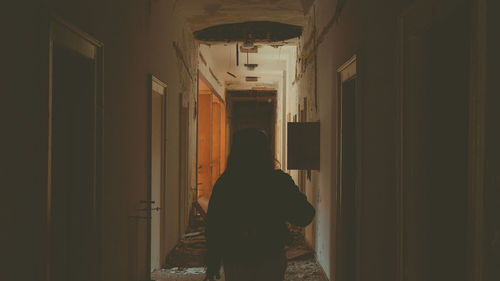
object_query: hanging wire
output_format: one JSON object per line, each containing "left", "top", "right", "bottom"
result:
{"left": 227, "top": 43, "right": 231, "bottom": 71}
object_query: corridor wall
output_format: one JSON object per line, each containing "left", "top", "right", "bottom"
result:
{"left": 295, "top": 0, "right": 413, "bottom": 278}
{"left": 3, "top": 0, "right": 198, "bottom": 280}
{"left": 293, "top": 0, "right": 493, "bottom": 280}
{"left": 484, "top": 1, "right": 500, "bottom": 279}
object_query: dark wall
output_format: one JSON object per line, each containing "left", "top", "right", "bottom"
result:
{"left": 297, "top": 0, "right": 405, "bottom": 277}
{"left": 484, "top": 0, "right": 500, "bottom": 280}
{"left": 4, "top": 2, "right": 56, "bottom": 280}
{"left": 302, "top": 0, "right": 490, "bottom": 280}
{"left": 337, "top": 1, "right": 401, "bottom": 280}
{"left": 311, "top": 0, "right": 404, "bottom": 278}
{"left": 3, "top": 0, "right": 196, "bottom": 280}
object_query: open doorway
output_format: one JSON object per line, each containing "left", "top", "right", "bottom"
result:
{"left": 226, "top": 89, "right": 277, "bottom": 156}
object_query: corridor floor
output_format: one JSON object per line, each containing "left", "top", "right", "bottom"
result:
{"left": 155, "top": 210, "right": 327, "bottom": 281}
{"left": 152, "top": 257, "right": 327, "bottom": 281}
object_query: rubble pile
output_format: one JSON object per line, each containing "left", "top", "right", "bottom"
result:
{"left": 285, "top": 259, "right": 327, "bottom": 281}
{"left": 164, "top": 210, "right": 208, "bottom": 268}
{"left": 285, "top": 224, "right": 315, "bottom": 260}
{"left": 159, "top": 207, "right": 326, "bottom": 281}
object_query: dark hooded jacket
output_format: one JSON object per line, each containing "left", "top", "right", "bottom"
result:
{"left": 205, "top": 169, "right": 315, "bottom": 272}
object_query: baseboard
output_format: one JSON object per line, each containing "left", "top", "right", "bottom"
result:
{"left": 313, "top": 253, "right": 331, "bottom": 281}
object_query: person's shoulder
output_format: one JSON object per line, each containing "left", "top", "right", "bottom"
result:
{"left": 272, "top": 169, "right": 294, "bottom": 182}
{"left": 212, "top": 171, "right": 229, "bottom": 190}
{"left": 217, "top": 172, "right": 231, "bottom": 184}
{"left": 273, "top": 169, "right": 287, "bottom": 176}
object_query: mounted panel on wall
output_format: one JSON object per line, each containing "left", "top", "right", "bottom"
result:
{"left": 287, "top": 122, "right": 320, "bottom": 170}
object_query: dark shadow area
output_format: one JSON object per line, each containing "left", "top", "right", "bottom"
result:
{"left": 194, "top": 21, "right": 302, "bottom": 43}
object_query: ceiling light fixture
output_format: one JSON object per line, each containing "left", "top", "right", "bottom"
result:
{"left": 241, "top": 41, "right": 254, "bottom": 50}
{"left": 245, "top": 76, "right": 259, "bottom": 82}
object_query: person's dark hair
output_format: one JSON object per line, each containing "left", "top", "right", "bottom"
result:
{"left": 225, "top": 128, "right": 275, "bottom": 174}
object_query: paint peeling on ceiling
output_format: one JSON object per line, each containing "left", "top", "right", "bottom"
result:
{"left": 175, "top": 0, "right": 308, "bottom": 32}
{"left": 194, "top": 21, "right": 302, "bottom": 43}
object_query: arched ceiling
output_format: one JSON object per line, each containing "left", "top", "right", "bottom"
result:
{"left": 174, "top": 0, "right": 314, "bottom": 32}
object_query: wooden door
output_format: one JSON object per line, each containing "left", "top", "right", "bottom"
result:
{"left": 149, "top": 76, "right": 167, "bottom": 273}
{"left": 211, "top": 98, "right": 221, "bottom": 186}
{"left": 220, "top": 104, "right": 226, "bottom": 172}
{"left": 338, "top": 78, "right": 357, "bottom": 281}
{"left": 197, "top": 94, "right": 212, "bottom": 198}
{"left": 197, "top": 88, "right": 225, "bottom": 203}
{"left": 179, "top": 96, "right": 191, "bottom": 240}
{"left": 48, "top": 17, "right": 103, "bottom": 281}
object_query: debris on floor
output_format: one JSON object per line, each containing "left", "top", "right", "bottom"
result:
{"left": 152, "top": 267, "right": 209, "bottom": 281}
{"left": 183, "top": 231, "right": 203, "bottom": 239}
{"left": 159, "top": 207, "right": 326, "bottom": 281}
{"left": 153, "top": 258, "right": 326, "bottom": 281}
{"left": 161, "top": 267, "right": 206, "bottom": 275}
{"left": 286, "top": 248, "right": 314, "bottom": 260}
{"left": 164, "top": 208, "right": 208, "bottom": 268}
{"left": 285, "top": 259, "right": 327, "bottom": 281}
{"left": 285, "top": 224, "right": 315, "bottom": 261}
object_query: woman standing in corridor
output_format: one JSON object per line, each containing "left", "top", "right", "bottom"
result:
{"left": 204, "top": 128, "right": 315, "bottom": 281}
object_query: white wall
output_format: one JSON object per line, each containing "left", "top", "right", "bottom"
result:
{"left": 293, "top": 0, "right": 416, "bottom": 279}
{"left": 160, "top": 9, "right": 199, "bottom": 259}
{"left": 199, "top": 44, "right": 226, "bottom": 99}
{"left": 284, "top": 45, "right": 299, "bottom": 181}
{"left": 291, "top": 0, "right": 340, "bottom": 277}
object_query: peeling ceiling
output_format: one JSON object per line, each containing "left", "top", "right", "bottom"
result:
{"left": 174, "top": 0, "right": 310, "bottom": 32}
{"left": 200, "top": 43, "right": 295, "bottom": 89}
{"left": 193, "top": 21, "right": 302, "bottom": 43}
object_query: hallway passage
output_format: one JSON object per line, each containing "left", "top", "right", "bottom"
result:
{"left": 4, "top": 1, "right": 498, "bottom": 281}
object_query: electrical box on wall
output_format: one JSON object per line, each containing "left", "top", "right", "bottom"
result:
{"left": 287, "top": 122, "right": 320, "bottom": 170}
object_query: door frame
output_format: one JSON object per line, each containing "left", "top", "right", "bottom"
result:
{"left": 45, "top": 14, "right": 104, "bottom": 281}
{"left": 226, "top": 89, "right": 277, "bottom": 155}
{"left": 179, "top": 92, "right": 190, "bottom": 238}
{"left": 397, "top": 0, "right": 486, "bottom": 280}
{"left": 334, "top": 54, "right": 363, "bottom": 281}
{"left": 147, "top": 74, "right": 167, "bottom": 276}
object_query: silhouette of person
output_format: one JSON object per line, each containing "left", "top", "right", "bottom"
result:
{"left": 204, "top": 128, "right": 315, "bottom": 281}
